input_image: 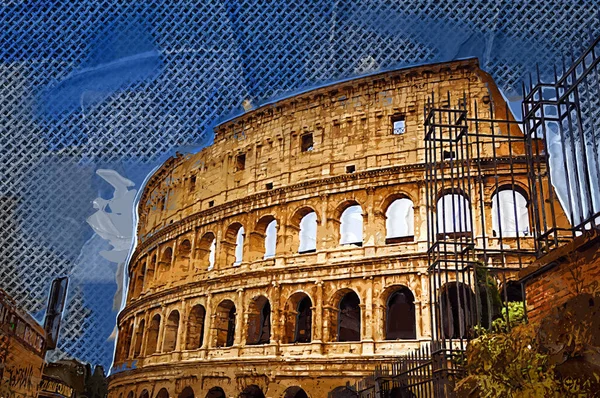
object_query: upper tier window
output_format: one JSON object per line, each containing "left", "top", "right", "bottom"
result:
{"left": 301, "top": 133, "right": 314, "bottom": 152}
{"left": 392, "top": 115, "right": 406, "bottom": 135}
{"left": 235, "top": 153, "right": 246, "bottom": 171}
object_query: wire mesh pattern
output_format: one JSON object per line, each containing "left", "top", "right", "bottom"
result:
{"left": 1, "top": 1, "right": 600, "bottom": 369}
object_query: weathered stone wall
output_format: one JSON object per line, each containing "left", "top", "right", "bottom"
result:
{"left": 108, "top": 58, "right": 533, "bottom": 398}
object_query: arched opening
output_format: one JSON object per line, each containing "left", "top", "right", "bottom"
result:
{"left": 298, "top": 210, "right": 317, "bottom": 253}
{"left": 339, "top": 204, "right": 363, "bottom": 246}
{"left": 197, "top": 232, "right": 216, "bottom": 270}
{"left": 133, "top": 319, "right": 145, "bottom": 357}
{"left": 337, "top": 291, "right": 361, "bottom": 342}
{"left": 439, "top": 282, "right": 475, "bottom": 339}
{"left": 145, "top": 314, "right": 161, "bottom": 355}
{"left": 146, "top": 255, "right": 156, "bottom": 286}
{"left": 224, "top": 223, "right": 244, "bottom": 267}
{"left": 156, "top": 389, "right": 169, "bottom": 398}
{"left": 329, "top": 386, "right": 358, "bottom": 398}
{"left": 492, "top": 187, "right": 530, "bottom": 237}
{"left": 160, "top": 247, "right": 173, "bottom": 272}
{"left": 186, "top": 304, "right": 206, "bottom": 350}
{"left": 283, "top": 293, "right": 313, "bottom": 343}
{"left": 134, "top": 263, "right": 145, "bottom": 297}
{"left": 122, "top": 322, "right": 134, "bottom": 360}
{"left": 178, "top": 387, "right": 194, "bottom": 398}
{"left": 177, "top": 239, "right": 192, "bottom": 271}
{"left": 249, "top": 216, "right": 278, "bottom": 261}
{"left": 436, "top": 190, "right": 472, "bottom": 238}
{"left": 163, "top": 310, "right": 180, "bottom": 352}
{"left": 246, "top": 296, "right": 271, "bottom": 345}
{"left": 214, "top": 300, "right": 236, "bottom": 347}
{"left": 385, "top": 287, "right": 416, "bottom": 340}
{"left": 205, "top": 387, "right": 226, "bottom": 398}
{"left": 385, "top": 197, "right": 415, "bottom": 243}
{"left": 139, "top": 390, "right": 149, "bottom": 398}
{"left": 127, "top": 391, "right": 134, "bottom": 398}
{"left": 238, "top": 385, "right": 265, "bottom": 398}
{"left": 283, "top": 387, "right": 309, "bottom": 398}
{"left": 264, "top": 219, "right": 277, "bottom": 258}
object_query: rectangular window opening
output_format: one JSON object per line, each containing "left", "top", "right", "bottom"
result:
{"left": 265, "top": 182, "right": 273, "bottom": 190}
{"left": 301, "top": 133, "right": 314, "bottom": 152}
{"left": 208, "top": 200, "right": 214, "bottom": 208}
{"left": 189, "top": 175, "right": 196, "bottom": 192}
{"left": 235, "top": 154, "right": 246, "bottom": 171}
{"left": 392, "top": 115, "right": 406, "bottom": 135}
{"left": 346, "top": 165, "right": 356, "bottom": 173}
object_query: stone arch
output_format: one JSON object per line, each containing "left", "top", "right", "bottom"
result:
{"left": 156, "top": 389, "right": 169, "bottom": 398}
{"left": 139, "top": 390, "right": 149, "bottom": 398}
{"left": 384, "top": 196, "right": 415, "bottom": 243}
{"left": 283, "top": 387, "right": 309, "bottom": 398}
{"left": 176, "top": 239, "right": 192, "bottom": 271}
{"left": 214, "top": 300, "right": 236, "bottom": 347}
{"left": 127, "top": 391, "right": 134, "bottom": 398}
{"left": 134, "top": 262, "right": 145, "bottom": 297}
{"left": 146, "top": 254, "right": 156, "bottom": 287}
{"left": 283, "top": 292, "right": 312, "bottom": 343}
{"left": 249, "top": 215, "right": 277, "bottom": 261}
{"left": 327, "top": 288, "right": 361, "bottom": 342}
{"left": 239, "top": 385, "right": 265, "bottom": 398}
{"left": 145, "top": 314, "right": 161, "bottom": 355}
{"left": 197, "top": 232, "right": 216, "bottom": 270}
{"left": 160, "top": 247, "right": 173, "bottom": 273}
{"left": 178, "top": 387, "right": 194, "bottom": 398}
{"left": 384, "top": 286, "right": 416, "bottom": 340}
{"left": 133, "top": 319, "right": 145, "bottom": 357}
{"left": 439, "top": 282, "right": 476, "bottom": 339}
{"left": 246, "top": 295, "right": 271, "bottom": 345}
{"left": 223, "top": 222, "right": 245, "bottom": 267}
{"left": 205, "top": 387, "right": 226, "bottom": 398}
{"left": 436, "top": 188, "right": 472, "bottom": 238}
{"left": 335, "top": 200, "right": 363, "bottom": 246}
{"left": 290, "top": 206, "right": 319, "bottom": 254}
{"left": 122, "top": 321, "right": 134, "bottom": 360}
{"left": 491, "top": 185, "right": 530, "bottom": 237}
{"left": 186, "top": 304, "right": 206, "bottom": 349}
{"left": 163, "top": 310, "right": 180, "bottom": 352}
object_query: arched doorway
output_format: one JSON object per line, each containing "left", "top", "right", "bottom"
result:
{"left": 283, "top": 386, "right": 309, "bottom": 398}
{"left": 238, "top": 385, "right": 265, "bottom": 398}
{"left": 178, "top": 387, "right": 194, "bottom": 398}
{"left": 205, "top": 388, "right": 225, "bottom": 398}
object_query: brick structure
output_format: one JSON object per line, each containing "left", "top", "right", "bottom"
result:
{"left": 107, "top": 58, "right": 534, "bottom": 398}
{"left": 520, "top": 231, "right": 600, "bottom": 323}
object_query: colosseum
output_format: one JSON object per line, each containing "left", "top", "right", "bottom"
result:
{"left": 108, "top": 58, "right": 536, "bottom": 398}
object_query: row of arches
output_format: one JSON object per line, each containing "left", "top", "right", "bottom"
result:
{"left": 127, "top": 385, "right": 320, "bottom": 398}
{"left": 116, "top": 286, "right": 419, "bottom": 362}
{"left": 131, "top": 186, "right": 530, "bottom": 298}
{"left": 130, "top": 197, "right": 416, "bottom": 298}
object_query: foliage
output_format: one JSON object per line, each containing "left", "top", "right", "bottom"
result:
{"left": 455, "top": 293, "right": 600, "bottom": 397}
{"left": 490, "top": 301, "right": 526, "bottom": 333}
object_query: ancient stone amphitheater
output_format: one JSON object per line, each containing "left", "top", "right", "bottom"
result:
{"left": 108, "top": 58, "right": 531, "bottom": 398}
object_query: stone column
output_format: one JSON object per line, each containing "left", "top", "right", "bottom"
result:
{"left": 313, "top": 281, "right": 324, "bottom": 355}
{"left": 364, "top": 276, "right": 374, "bottom": 341}
{"left": 271, "top": 281, "right": 282, "bottom": 352}
{"left": 177, "top": 300, "right": 188, "bottom": 351}
{"left": 235, "top": 288, "right": 245, "bottom": 346}
{"left": 140, "top": 313, "right": 150, "bottom": 357}
{"left": 363, "top": 187, "right": 377, "bottom": 247}
{"left": 318, "top": 194, "right": 331, "bottom": 250}
{"left": 157, "top": 306, "right": 167, "bottom": 353}
{"left": 202, "top": 294, "right": 213, "bottom": 354}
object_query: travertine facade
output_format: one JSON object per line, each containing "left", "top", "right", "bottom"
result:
{"left": 108, "top": 59, "right": 532, "bottom": 398}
